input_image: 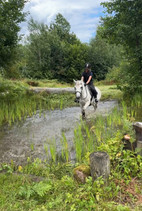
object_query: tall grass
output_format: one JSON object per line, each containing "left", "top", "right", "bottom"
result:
{"left": 61, "top": 133, "right": 69, "bottom": 162}
{"left": 0, "top": 80, "right": 75, "bottom": 126}
{"left": 73, "top": 95, "right": 142, "bottom": 162}
{"left": 0, "top": 94, "right": 43, "bottom": 126}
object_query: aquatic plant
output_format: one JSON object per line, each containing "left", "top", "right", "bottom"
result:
{"left": 61, "top": 133, "right": 69, "bottom": 162}
{"left": 73, "top": 96, "right": 142, "bottom": 162}
{"left": 49, "top": 139, "right": 56, "bottom": 162}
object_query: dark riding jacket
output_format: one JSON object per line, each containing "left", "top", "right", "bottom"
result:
{"left": 82, "top": 70, "right": 93, "bottom": 85}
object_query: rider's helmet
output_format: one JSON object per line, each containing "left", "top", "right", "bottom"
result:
{"left": 85, "top": 63, "right": 91, "bottom": 69}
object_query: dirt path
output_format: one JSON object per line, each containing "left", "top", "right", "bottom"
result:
{"left": 30, "top": 87, "right": 74, "bottom": 94}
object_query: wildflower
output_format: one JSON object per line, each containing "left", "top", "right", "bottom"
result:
{"left": 18, "top": 166, "right": 23, "bottom": 172}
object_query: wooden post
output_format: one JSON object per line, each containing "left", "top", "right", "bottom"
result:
{"left": 133, "top": 122, "right": 142, "bottom": 156}
{"left": 90, "top": 151, "right": 110, "bottom": 181}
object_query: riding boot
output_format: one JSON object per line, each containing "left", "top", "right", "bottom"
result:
{"left": 93, "top": 90, "right": 98, "bottom": 103}
{"left": 89, "top": 94, "right": 93, "bottom": 106}
{"left": 95, "top": 98, "right": 98, "bottom": 103}
{"left": 93, "top": 92, "right": 98, "bottom": 103}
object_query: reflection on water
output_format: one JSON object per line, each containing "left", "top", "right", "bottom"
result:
{"left": 0, "top": 100, "right": 118, "bottom": 165}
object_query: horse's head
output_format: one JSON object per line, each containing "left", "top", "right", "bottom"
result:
{"left": 73, "top": 80, "right": 84, "bottom": 99}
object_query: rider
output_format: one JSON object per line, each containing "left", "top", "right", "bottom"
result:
{"left": 82, "top": 63, "right": 98, "bottom": 103}
{"left": 74, "top": 63, "right": 98, "bottom": 103}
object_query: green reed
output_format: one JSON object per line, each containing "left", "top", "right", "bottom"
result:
{"left": 61, "top": 133, "right": 69, "bottom": 162}
{"left": 73, "top": 94, "right": 142, "bottom": 162}
{"left": 0, "top": 94, "right": 44, "bottom": 126}
{"left": 49, "top": 139, "right": 56, "bottom": 162}
{"left": 74, "top": 123, "right": 84, "bottom": 162}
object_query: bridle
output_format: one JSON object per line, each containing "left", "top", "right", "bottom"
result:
{"left": 75, "top": 84, "right": 88, "bottom": 100}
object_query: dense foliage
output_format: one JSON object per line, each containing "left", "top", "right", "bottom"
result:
{"left": 0, "top": 0, "right": 27, "bottom": 74}
{"left": 23, "top": 15, "right": 89, "bottom": 82}
{"left": 101, "top": 0, "right": 142, "bottom": 92}
{"left": 0, "top": 0, "right": 122, "bottom": 82}
{"left": 21, "top": 14, "right": 122, "bottom": 82}
{"left": 1, "top": 0, "right": 142, "bottom": 88}
{"left": 89, "top": 33, "right": 122, "bottom": 80}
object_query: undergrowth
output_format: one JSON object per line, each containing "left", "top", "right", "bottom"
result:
{"left": 0, "top": 78, "right": 141, "bottom": 210}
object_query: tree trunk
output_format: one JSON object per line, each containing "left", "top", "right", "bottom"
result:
{"left": 90, "top": 151, "right": 110, "bottom": 181}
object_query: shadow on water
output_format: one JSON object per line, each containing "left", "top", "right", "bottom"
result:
{"left": 0, "top": 100, "right": 118, "bottom": 165}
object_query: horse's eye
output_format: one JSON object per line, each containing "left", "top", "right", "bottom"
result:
{"left": 81, "top": 86, "right": 83, "bottom": 90}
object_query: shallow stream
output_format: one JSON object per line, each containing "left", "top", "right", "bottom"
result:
{"left": 0, "top": 100, "right": 118, "bottom": 165}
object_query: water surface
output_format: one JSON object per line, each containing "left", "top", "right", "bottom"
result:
{"left": 0, "top": 100, "right": 118, "bottom": 165}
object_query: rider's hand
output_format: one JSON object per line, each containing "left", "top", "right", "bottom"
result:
{"left": 84, "top": 83, "right": 87, "bottom": 86}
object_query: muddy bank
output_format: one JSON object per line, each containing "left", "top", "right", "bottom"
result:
{"left": 0, "top": 100, "right": 118, "bottom": 165}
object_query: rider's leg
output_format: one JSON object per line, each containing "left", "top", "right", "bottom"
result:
{"left": 89, "top": 84, "right": 98, "bottom": 102}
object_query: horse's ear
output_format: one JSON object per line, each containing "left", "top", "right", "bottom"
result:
{"left": 73, "top": 79, "right": 76, "bottom": 83}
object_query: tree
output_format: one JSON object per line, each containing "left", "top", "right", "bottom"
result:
{"left": 101, "top": 0, "right": 142, "bottom": 91}
{"left": 89, "top": 33, "right": 122, "bottom": 80}
{"left": 25, "top": 19, "right": 51, "bottom": 79}
{"left": 50, "top": 13, "right": 70, "bottom": 42}
{"left": 24, "top": 15, "right": 89, "bottom": 82}
{"left": 0, "top": 0, "right": 27, "bottom": 71}
{"left": 61, "top": 43, "right": 89, "bottom": 82}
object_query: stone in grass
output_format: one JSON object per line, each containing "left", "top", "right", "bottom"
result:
{"left": 73, "top": 164, "right": 91, "bottom": 184}
{"left": 90, "top": 151, "right": 110, "bottom": 181}
{"left": 122, "top": 134, "right": 136, "bottom": 151}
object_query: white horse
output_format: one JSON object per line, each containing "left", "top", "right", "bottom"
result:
{"left": 74, "top": 80, "right": 101, "bottom": 118}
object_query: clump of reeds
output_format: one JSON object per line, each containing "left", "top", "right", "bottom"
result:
{"left": 73, "top": 95, "right": 142, "bottom": 162}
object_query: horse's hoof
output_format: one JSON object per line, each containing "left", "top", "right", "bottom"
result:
{"left": 82, "top": 111, "right": 85, "bottom": 119}
{"left": 82, "top": 115, "right": 86, "bottom": 120}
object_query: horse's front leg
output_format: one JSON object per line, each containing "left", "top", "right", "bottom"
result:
{"left": 80, "top": 104, "right": 85, "bottom": 119}
{"left": 93, "top": 102, "right": 97, "bottom": 111}
{"left": 82, "top": 101, "right": 90, "bottom": 119}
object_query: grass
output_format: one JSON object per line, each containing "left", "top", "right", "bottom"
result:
{"left": 22, "top": 78, "right": 72, "bottom": 88}
{"left": 98, "top": 84, "right": 122, "bottom": 100}
{"left": 25, "top": 79, "right": 123, "bottom": 100}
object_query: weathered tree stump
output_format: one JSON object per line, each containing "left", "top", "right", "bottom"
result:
{"left": 90, "top": 151, "right": 110, "bottom": 181}
{"left": 133, "top": 122, "right": 142, "bottom": 156}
